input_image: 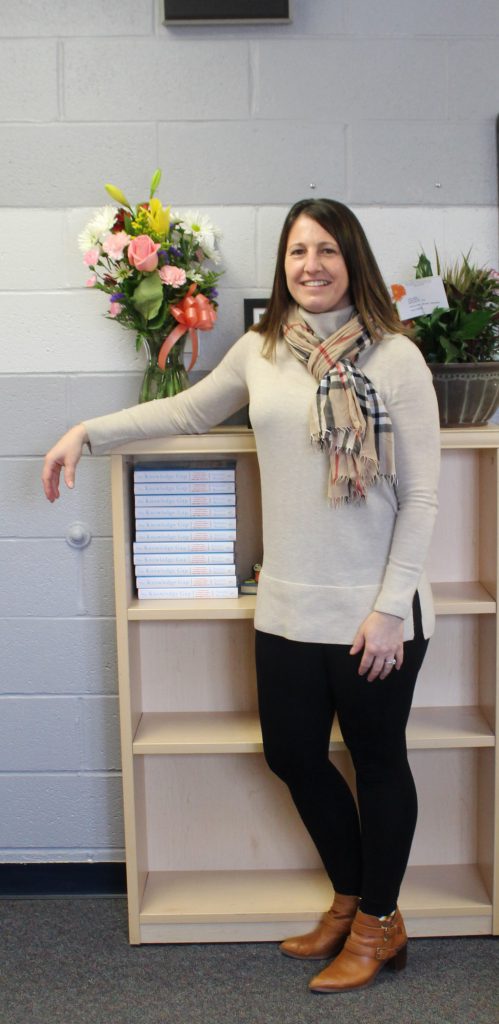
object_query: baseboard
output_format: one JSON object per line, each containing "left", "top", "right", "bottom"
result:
{"left": 0, "top": 863, "right": 127, "bottom": 897}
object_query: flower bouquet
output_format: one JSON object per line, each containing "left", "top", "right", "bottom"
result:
{"left": 78, "top": 169, "right": 223, "bottom": 401}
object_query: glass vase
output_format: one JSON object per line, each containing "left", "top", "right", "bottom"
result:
{"left": 139, "top": 335, "right": 189, "bottom": 403}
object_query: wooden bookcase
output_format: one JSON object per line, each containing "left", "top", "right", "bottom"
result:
{"left": 110, "top": 426, "right": 499, "bottom": 944}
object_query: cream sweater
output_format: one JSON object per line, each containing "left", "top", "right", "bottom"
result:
{"left": 84, "top": 309, "right": 441, "bottom": 644}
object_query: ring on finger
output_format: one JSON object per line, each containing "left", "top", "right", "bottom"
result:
{"left": 384, "top": 657, "right": 397, "bottom": 665}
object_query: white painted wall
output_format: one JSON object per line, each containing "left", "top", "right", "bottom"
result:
{"left": 0, "top": 0, "right": 498, "bottom": 862}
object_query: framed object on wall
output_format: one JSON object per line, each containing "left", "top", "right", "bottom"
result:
{"left": 244, "top": 298, "right": 268, "bottom": 332}
{"left": 164, "top": 2, "right": 290, "bottom": 25}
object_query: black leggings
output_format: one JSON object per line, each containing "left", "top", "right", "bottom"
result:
{"left": 255, "top": 602, "right": 429, "bottom": 917}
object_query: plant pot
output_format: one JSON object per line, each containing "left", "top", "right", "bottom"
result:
{"left": 430, "top": 362, "right": 499, "bottom": 427}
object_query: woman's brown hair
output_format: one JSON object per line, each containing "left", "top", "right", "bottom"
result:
{"left": 254, "top": 198, "right": 408, "bottom": 357}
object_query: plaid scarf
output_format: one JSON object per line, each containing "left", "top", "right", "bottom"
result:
{"left": 283, "top": 308, "right": 396, "bottom": 506}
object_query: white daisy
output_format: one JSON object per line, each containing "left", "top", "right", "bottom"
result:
{"left": 187, "top": 270, "right": 204, "bottom": 284}
{"left": 116, "top": 265, "right": 133, "bottom": 282}
{"left": 175, "top": 209, "right": 222, "bottom": 260}
{"left": 78, "top": 206, "right": 118, "bottom": 253}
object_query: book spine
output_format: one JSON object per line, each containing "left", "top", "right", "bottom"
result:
{"left": 133, "top": 552, "right": 235, "bottom": 565}
{"left": 136, "top": 575, "right": 237, "bottom": 588}
{"left": 134, "top": 481, "right": 235, "bottom": 495}
{"left": 134, "top": 563, "right": 235, "bottom": 576}
{"left": 134, "top": 493, "right": 236, "bottom": 507}
{"left": 133, "top": 541, "right": 234, "bottom": 553}
{"left": 135, "top": 530, "right": 237, "bottom": 542}
{"left": 134, "top": 507, "right": 236, "bottom": 520}
{"left": 134, "top": 469, "right": 235, "bottom": 482}
{"left": 137, "top": 587, "right": 239, "bottom": 599}
{"left": 136, "top": 519, "right": 236, "bottom": 532}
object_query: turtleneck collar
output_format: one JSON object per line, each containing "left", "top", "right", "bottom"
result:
{"left": 300, "top": 305, "right": 355, "bottom": 340}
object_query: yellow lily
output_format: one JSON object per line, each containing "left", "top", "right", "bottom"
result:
{"left": 147, "top": 198, "right": 170, "bottom": 240}
{"left": 105, "top": 183, "right": 132, "bottom": 208}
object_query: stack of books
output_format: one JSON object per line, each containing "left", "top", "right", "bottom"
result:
{"left": 133, "top": 463, "right": 238, "bottom": 599}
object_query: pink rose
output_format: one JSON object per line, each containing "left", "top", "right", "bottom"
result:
{"left": 127, "top": 235, "right": 160, "bottom": 272}
{"left": 102, "top": 231, "right": 130, "bottom": 261}
{"left": 109, "top": 301, "right": 123, "bottom": 318}
{"left": 159, "top": 265, "right": 187, "bottom": 288}
{"left": 85, "top": 274, "right": 97, "bottom": 287}
{"left": 83, "top": 247, "right": 100, "bottom": 266}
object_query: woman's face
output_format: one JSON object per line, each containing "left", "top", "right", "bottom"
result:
{"left": 284, "top": 214, "right": 351, "bottom": 314}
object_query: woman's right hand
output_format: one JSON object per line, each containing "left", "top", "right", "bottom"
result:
{"left": 42, "top": 423, "right": 89, "bottom": 502}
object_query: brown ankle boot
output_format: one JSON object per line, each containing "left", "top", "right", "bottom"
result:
{"left": 308, "top": 907, "right": 407, "bottom": 992}
{"left": 280, "top": 893, "right": 359, "bottom": 960}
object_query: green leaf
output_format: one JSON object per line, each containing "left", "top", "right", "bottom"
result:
{"left": 414, "top": 253, "right": 433, "bottom": 279}
{"left": 131, "top": 273, "right": 164, "bottom": 322}
{"left": 439, "top": 336, "right": 460, "bottom": 362}
{"left": 459, "top": 309, "right": 494, "bottom": 340}
{"left": 148, "top": 303, "right": 169, "bottom": 330}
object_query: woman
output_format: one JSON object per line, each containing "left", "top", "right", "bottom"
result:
{"left": 43, "top": 199, "right": 440, "bottom": 994}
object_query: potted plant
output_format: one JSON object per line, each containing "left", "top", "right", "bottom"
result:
{"left": 408, "top": 251, "right": 499, "bottom": 426}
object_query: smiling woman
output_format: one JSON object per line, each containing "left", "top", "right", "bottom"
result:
{"left": 42, "top": 195, "right": 440, "bottom": 996}
{"left": 284, "top": 215, "right": 352, "bottom": 315}
{"left": 256, "top": 198, "right": 406, "bottom": 357}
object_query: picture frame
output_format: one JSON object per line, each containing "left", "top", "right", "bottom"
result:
{"left": 244, "top": 298, "right": 269, "bottom": 332}
{"left": 164, "top": 1, "right": 290, "bottom": 25}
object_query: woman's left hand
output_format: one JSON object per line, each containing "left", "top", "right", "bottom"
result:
{"left": 350, "top": 611, "right": 404, "bottom": 681}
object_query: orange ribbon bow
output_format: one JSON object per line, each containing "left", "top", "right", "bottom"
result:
{"left": 158, "top": 284, "right": 217, "bottom": 372}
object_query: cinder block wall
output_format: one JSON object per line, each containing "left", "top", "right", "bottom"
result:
{"left": 1, "top": 0, "right": 497, "bottom": 863}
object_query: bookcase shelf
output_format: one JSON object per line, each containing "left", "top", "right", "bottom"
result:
{"left": 137, "top": 864, "right": 492, "bottom": 942}
{"left": 127, "top": 582, "right": 495, "bottom": 621}
{"left": 127, "top": 595, "right": 256, "bottom": 620}
{"left": 432, "top": 581, "right": 496, "bottom": 614}
{"left": 133, "top": 706, "right": 495, "bottom": 755}
{"left": 110, "top": 427, "right": 499, "bottom": 944}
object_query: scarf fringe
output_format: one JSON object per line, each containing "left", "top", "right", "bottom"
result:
{"left": 330, "top": 493, "right": 364, "bottom": 508}
{"left": 311, "top": 431, "right": 382, "bottom": 476}
{"left": 328, "top": 472, "right": 398, "bottom": 508}
{"left": 311, "top": 435, "right": 397, "bottom": 487}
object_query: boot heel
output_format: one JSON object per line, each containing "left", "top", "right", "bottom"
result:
{"left": 386, "top": 944, "right": 407, "bottom": 972}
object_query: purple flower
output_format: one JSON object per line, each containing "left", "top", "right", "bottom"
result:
{"left": 168, "top": 245, "right": 182, "bottom": 260}
{"left": 111, "top": 292, "right": 125, "bottom": 302}
{"left": 208, "top": 288, "right": 218, "bottom": 299}
{"left": 158, "top": 249, "right": 169, "bottom": 264}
